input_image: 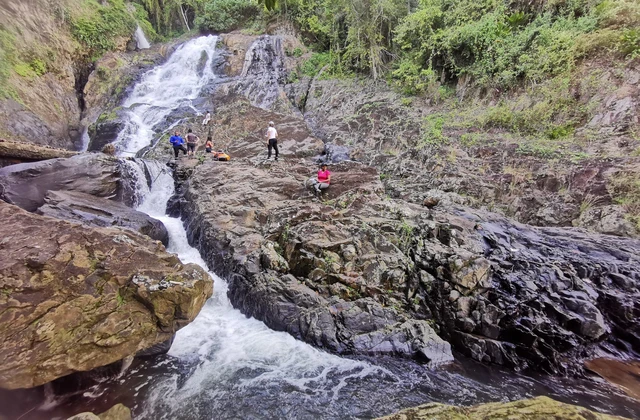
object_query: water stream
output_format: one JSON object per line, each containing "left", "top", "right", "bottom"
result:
{"left": 2, "top": 35, "right": 639, "bottom": 419}
{"left": 134, "top": 25, "right": 151, "bottom": 50}
{"left": 18, "top": 166, "right": 636, "bottom": 419}
{"left": 114, "top": 35, "right": 218, "bottom": 156}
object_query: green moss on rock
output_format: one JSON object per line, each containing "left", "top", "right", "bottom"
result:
{"left": 378, "top": 396, "right": 628, "bottom": 420}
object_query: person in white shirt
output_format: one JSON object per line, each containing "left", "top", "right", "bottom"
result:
{"left": 265, "top": 121, "right": 279, "bottom": 161}
{"left": 202, "top": 111, "right": 211, "bottom": 126}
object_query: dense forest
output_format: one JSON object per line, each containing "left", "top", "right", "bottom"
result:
{"left": 1, "top": 0, "right": 638, "bottom": 100}
{"left": 134, "top": 0, "right": 639, "bottom": 88}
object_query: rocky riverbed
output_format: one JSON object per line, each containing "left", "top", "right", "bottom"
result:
{"left": 0, "top": 31, "right": 639, "bottom": 420}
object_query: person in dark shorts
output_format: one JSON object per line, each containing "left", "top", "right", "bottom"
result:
{"left": 169, "top": 131, "right": 187, "bottom": 159}
{"left": 205, "top": 136, "right": 213, "bottom": 153}
{"left": 265, "top": 121, "right": 279, "bottom": 161}
{"left": 186, "top": 129, "right": 199, "bottom": 157}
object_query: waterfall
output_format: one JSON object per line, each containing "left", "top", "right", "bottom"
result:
{"left": 134, "top": 25, "right": 151, "bottom": 49}
{"left": 72, "top": 36, "right": 638, "bottom": 420}
{"left": 113, "top": 35, "right": 218, "bottom": 155}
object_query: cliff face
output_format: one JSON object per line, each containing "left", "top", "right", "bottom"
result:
{"left": 0, "top": 0, "right": 149, "bottom": 151}
{"left": 0, "top": 0, "right": 85, "bottom": 149}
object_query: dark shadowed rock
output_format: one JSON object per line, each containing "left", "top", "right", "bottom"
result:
{"left": 88, "top": 115, "right": 125, "bottom": 152}
{"left": 37, "top": 190, "right": 169, "bottom": 245}
{"left": 0, "top": 154, "right": 139, "bottom": 211}
{"left": 0, "top": 201, "right": 213, "bottom": 389}
{"left": 169, "top": 131, "right": 640, "bottom": 374}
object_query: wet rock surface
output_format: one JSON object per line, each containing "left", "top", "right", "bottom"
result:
{"left": 66, "top": 404, "right": 131, "bottom": 420}
{"left": 0, "top": 201, "right": 213, "bottom": 389}
{"left": 37, "top": 190, "right": 169, "bottom": 245}
{"left": 0, "top": 154, "right": 139, "bottom": 211}
{"left": 378, "top": 396, "right": 628, "bottom": 420}
{"left": 167, "top": 73, "right": 640, "bottom": 374}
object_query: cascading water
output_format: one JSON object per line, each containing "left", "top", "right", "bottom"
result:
{"left": 113, "top": 35, "right": 218, "bottom": 155}
{"left": 134, "top": 25, "right": 151, "bottom": 50}
{"left": 7, "top": 36, "right": 638, "bottom": 419}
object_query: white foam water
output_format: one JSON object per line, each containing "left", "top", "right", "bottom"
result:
{"left": 134, "top": 25, "right": 151, "bottom": 50}
{"left": 114, "top": 35, "right": 218, "bottom": 155}
{"left": 133, "top": 169, "right": 384, "bottom": 419}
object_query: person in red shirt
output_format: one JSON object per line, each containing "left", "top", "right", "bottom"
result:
{"left": 306, "top": 164, "right": 331, "bottom": 194}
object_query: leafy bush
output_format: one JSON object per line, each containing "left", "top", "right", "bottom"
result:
{"left": 194, "top": 0, "right": 260, "bottom": 32}
{"left": 71, "top": 0, "right": 136, "bottom": 59}
{"left": 620, "top": 28, "right": 640, "bottom": 58}
{"left": 0, "top": 30, "right": 16, "bottom": 98}
{"left": 391, "top": 59, "right": 438, "bottom": 95}
{"left": 132, "top": 3, "right": 161, "bottom": 42}
{"left": 391, "top": 0, "right": 639, "bottom": 91}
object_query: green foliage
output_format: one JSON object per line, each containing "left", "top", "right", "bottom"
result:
{"left": 289, "top": 51, "right": 346, "bottom": 80}
{"left": 194, "top": 0, "right": 259, "bottom": 32}
{"left": 71, "top": 0, "right": 136, "bottom": 59}
{"left": 620, "top": 28, "right": 640, "bottom": 59}
{"left": 475, "top": 77, "right": 585, "bottom": 138}
{"left": 609, "top": 171, "right": 640, "bottom": 231}
{"left": 132, "top": 3, "right": 162, "bottom": 42}
{"left": 299, "top": 52, "right": 331, "bottom": 76}
{"left": 420, "top": 114, "right": 447, "bottom": 147}
{"left": 0, "top": 30, "right": 17, "bottom": 99}
{"left": 392, "top": 59, "right": 438, "bottom": 95}
{"left": 392, "top": 0, "right": 640, "bottom": 91}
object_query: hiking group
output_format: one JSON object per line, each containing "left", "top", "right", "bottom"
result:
{"left": 169, "top": 114, "right": 332, "bottom": 195}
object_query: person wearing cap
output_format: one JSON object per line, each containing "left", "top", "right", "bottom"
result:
{"left": 306, "top": 164, "right": 331, "bottom": 195}
{"left": 265, "top": 121, "right": 279, "bottom": 161}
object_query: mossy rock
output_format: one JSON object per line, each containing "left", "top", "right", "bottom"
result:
{"left": 378, "top": 396, "right": 628, "bottom": 420}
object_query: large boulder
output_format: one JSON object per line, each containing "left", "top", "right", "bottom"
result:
{"left": 378, "top": 396, "right": 628, "bottom": 420}
{"left": 67, "top": 404, "right": 132, "bottom": 420}
{"left": 175, "top": 156, "right": 454, "bottom": 364}
{"left": 0, "top": 154, "right": 140, "bottom": 211}
{"left": 0, "top": 201, "right": 213, "bottom": 389}
{"left": 0, "top": 139, "right": 78, "bottom": 168}
{"left": 37, "top": 190, "right": 169, "bottom": 245}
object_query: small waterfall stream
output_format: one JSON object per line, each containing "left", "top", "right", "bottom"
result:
{"left": 134, "top": 25, "right": 151, "bottom": 50}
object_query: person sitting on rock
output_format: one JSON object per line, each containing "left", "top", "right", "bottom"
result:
{"left": 185, "top": 129, "right": 199, "bottom": 158}
{"left": 169, "top": 131, "right": 187, "bottom": 159}
{"left": 306, "top": 164, "right": 331, "bottom": 194}
{"left": 205, "top": 136, "right": 213, "bottom": 153}
{"left": 202, "top": 110, "right": 211, "bottom": 126}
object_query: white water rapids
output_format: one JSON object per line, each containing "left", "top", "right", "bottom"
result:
{"left": 131, "top": 169, "right": 393, "bottom": 418}
{"left": 114, "top": 35, "right": 218, "bottom": 155}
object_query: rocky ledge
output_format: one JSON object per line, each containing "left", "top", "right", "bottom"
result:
{"left": 168, "top": 94, "right": 640, "bottom": 374}
{"left": 378, "top": 396, "right": 628, "bottom": 420}
{"left": 0, "top": 201, "right": 213, "bottom": 389}
{"left": 67, "top": 404, "right": 131, "bottom": 420}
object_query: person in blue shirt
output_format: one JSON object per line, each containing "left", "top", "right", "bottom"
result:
{"left": 169, "top": 130, "right": 187, "bottom": 158}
